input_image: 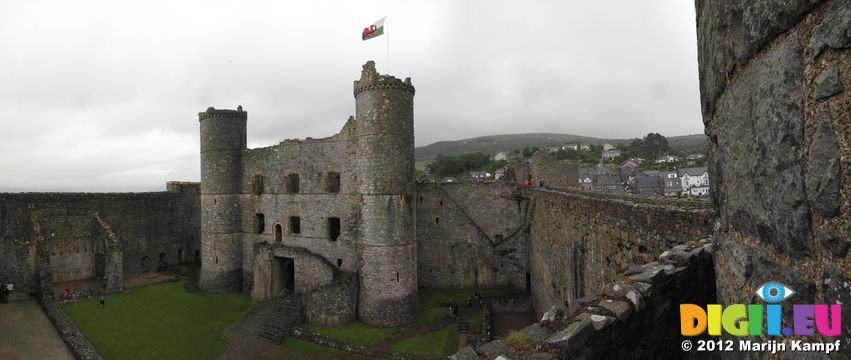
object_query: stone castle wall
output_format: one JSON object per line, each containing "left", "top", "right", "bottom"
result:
{"left": 416, "top": 182, "right": 529, "bottom": 290}
{"left": 528, "top": 187, "right": 714, "bottom": 318}
{"left": 239, "top": 121, "right": 360, "bottom": 293}
{"left": 0, "top": 192, "right": 200, "bottom": 297}
{"left": 697, "top": 0, "right": 851, "bottom": 354}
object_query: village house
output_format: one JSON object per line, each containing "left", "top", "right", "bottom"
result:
{"left": 655, "top": 155, "right": 681, "bottom": 163}
{"left": 679, "top": 167, "right": 709, "bottom": 192}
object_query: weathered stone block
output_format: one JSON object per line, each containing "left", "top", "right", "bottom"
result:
{"left": 589, "top": 314, "right": 615, "bottom": 331}
{"left": 520, "top": 323, "right": 551, "bottom": 341}
{"left": 814, "top": 67, "right": 844, "bottom": 100}
{"left": 819, "top": 234, "right": 851, "bottom": 257}
{"left": 597, "top": 299, "right": 633, "bottom": 321}
{"left": 544, "top": 315, "right": 594, "bottom": 353}
{"left": 450, "top": 346, "right": 479, "bottom": 360}
{"left": 696, "top": 0, "right": 823, "bottom": 117}
{"left": 713, "top": 33, "right": 812, "bottom": 254}
{"left": 810, "top": 0, "right": 851, "bottom": 57}
{"left": 476, "top": 340, "right": 518, "bottom": 358}
{"left": 806, "top": 110, "right": 842, "bottom": 217}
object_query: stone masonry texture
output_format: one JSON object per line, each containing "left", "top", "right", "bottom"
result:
{"left": 698, "top": 0, "right": 851, "bottom": 357}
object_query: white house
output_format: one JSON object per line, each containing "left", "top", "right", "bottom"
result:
{"left": 493, "top": 151, "right": 509, "bottom": 161}
{"left": 689, "top": 185, "right": 710, "bottom": 197}
{"left": 679, "top": 167, "right": 709, "bottom": 192}
{"left": 562, "top": 143, "right": 579, "bottom": 151}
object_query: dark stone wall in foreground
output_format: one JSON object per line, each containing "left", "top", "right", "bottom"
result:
{"left": 697, "top": 0, "right": 851, "bottom": 356}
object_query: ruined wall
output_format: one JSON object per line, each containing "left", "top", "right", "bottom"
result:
{"left": 302, "top": 273, "right": 358, "bottom": 326}
{"left": 697, "top": 0, "right": 851, "bottom": 354}
{"left": 0, "top": 192, "right": 200, "bottom": 297}
{"left": 530, "top": 152, "right": 579, "bottom": 190}
{"left": 416, "top": 182, "right": 529, "bottom": 290}
{"left": 251, "top": 243, "right": 338, "bottom": 301}
{"left": 464, "top": 239, "right": 716, "bottom": 360}
{"left": 239, "top": 121, "right": 360, "bottom": 292}
{"left": 528, "top": 187, "right": 713, "bottom": 318}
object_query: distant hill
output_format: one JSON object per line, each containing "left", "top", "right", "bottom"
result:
{"left": 415, "top": 133, "right": 706, "bottom": 161}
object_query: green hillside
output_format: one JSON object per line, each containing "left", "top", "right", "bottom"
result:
{"left": 415, "top": 133, "right": 706, "bottom": 161}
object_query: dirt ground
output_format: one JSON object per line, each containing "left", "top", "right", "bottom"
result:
{"left": 0, "top": 299, "right": 74, "bottom": 360}
{"left": 491, "top": 311, "right": 536, "bottom": 338}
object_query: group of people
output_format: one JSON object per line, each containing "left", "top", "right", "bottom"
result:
{"left": 60, "top": 284, "right": 104, "bottom": 306}
{"left": 448, "top": 291, "right": 484, "bottom": 319}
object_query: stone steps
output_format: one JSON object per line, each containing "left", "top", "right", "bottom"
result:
{"left": 458, "top": 321, "right": 469, "bottom": 334}
{"left": 257, "top": 294, "right": 302, "bottom": 343}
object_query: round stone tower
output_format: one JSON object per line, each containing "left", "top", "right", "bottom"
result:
{"left": 354, "top": 61, "right": 419, "bottom": 326}
{"left": 198, "top": 106, "right": 246, "bottom": 293}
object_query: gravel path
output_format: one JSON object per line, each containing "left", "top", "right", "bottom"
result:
{"left": 0, "top": 299, "right": 74, "bottom": 360}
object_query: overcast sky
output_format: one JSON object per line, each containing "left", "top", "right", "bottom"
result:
{"left": 0, "top": 0, "right": 701, "bottom": 192}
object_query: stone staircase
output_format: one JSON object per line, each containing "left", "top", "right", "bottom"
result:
{"left": 257, "top": 294, "right": 302, "bottom": 343}
{"left": 458, "top": 321, "right": 469, "bottom": 334}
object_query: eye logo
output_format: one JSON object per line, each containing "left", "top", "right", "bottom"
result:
{"left": 755, "top": 282, "right": 795, "bottom": 303}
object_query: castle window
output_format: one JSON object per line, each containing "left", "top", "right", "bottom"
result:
{"left": 327, "top": 172, "right": 341, "bottom": 193}
{"left": 328, "top": 217, "right": 341, "bottom": 241}
{"left": 275, "top": 224, "right": 283, "bottom": 242}
{"left": 254, "top": 175, "right": 264, "bottom": 195}
{"left": 255, "top": 213, "right": 265, "bottom": 234}
{"left": 419, "top": 196, "right": 423, "bottom": 202}
{"left": 289, "top": 216, "right": 301, "bottom": 234}
{"left": 396, "top": 272, "right": 400, "bottom": 282}
{"left": 337, "top": 258, "right": 343, "bottom": 267}
{"left": 287, "top": 173, "right": 300, "bottom": 194}
{"left": 435, "top": 217, "right": 439, "bottom": 224}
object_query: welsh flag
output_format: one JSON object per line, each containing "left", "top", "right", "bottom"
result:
{"left": 362, "top": 17, "right": 385, "bottom": 41}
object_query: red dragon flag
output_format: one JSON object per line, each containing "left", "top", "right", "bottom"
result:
{"left": 362, "top": 17, "right": 385, "bottom": 41}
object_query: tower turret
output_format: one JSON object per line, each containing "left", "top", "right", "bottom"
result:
{"left": 354, "top": 61, "right": 419, "bottom": 326}
{"left": 198, "top": 106, "right": 246, "bottom": 293}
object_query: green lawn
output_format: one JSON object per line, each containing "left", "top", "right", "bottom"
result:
{"left": 63, "top": 281, "right": 253, "bottom": 360}
{"left": 280, "top": 338, "right": 346, "bottom": 356}
{"left": 301, "top": 320, "right": 404, "bottom": 347}
{"left": 416, "top": 288, "right": 516, "bottom": 326}
{"left": 302, "top": 288, "right": 516, "bottom": 355}
{"left": 389, "top": 324, "right": 459, "bottom": 359}
{"left": 468, "top": 308, "right": 484, "bottom": 334}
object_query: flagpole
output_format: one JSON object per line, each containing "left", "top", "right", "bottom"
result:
{"left": 386, "top": 14, "right": 390, "bottom": 73}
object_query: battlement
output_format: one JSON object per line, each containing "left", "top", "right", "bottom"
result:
{"left": 166, "top": 181, "right": 200, "bottom": 193}
{"left": 198, "top": 106, "right": 247, "bottom": 121}
{"left": 352, "top": 61, "right": 415, "bottom": 97}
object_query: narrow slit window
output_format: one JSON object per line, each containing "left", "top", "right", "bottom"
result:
{"left": 435, "top": 217, "right": 439, "bottom": 224}
{"left": 254, "top": 175, "right": 264, "bottom": 195}
{"left": 328, "top": 217, "right": 341, "bottom": 241}
{"left": 255, "top": 213, "right": 265, "bottom": 234}
{"left": 337, "top": 258, "right": 343, "bottom": 267}
{"left": 275, "top": 224, "right": 282, "bottom": 242}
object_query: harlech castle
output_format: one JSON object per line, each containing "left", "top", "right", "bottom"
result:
{"left": 1, "top": 0, "right": 850, "bottom": 357}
